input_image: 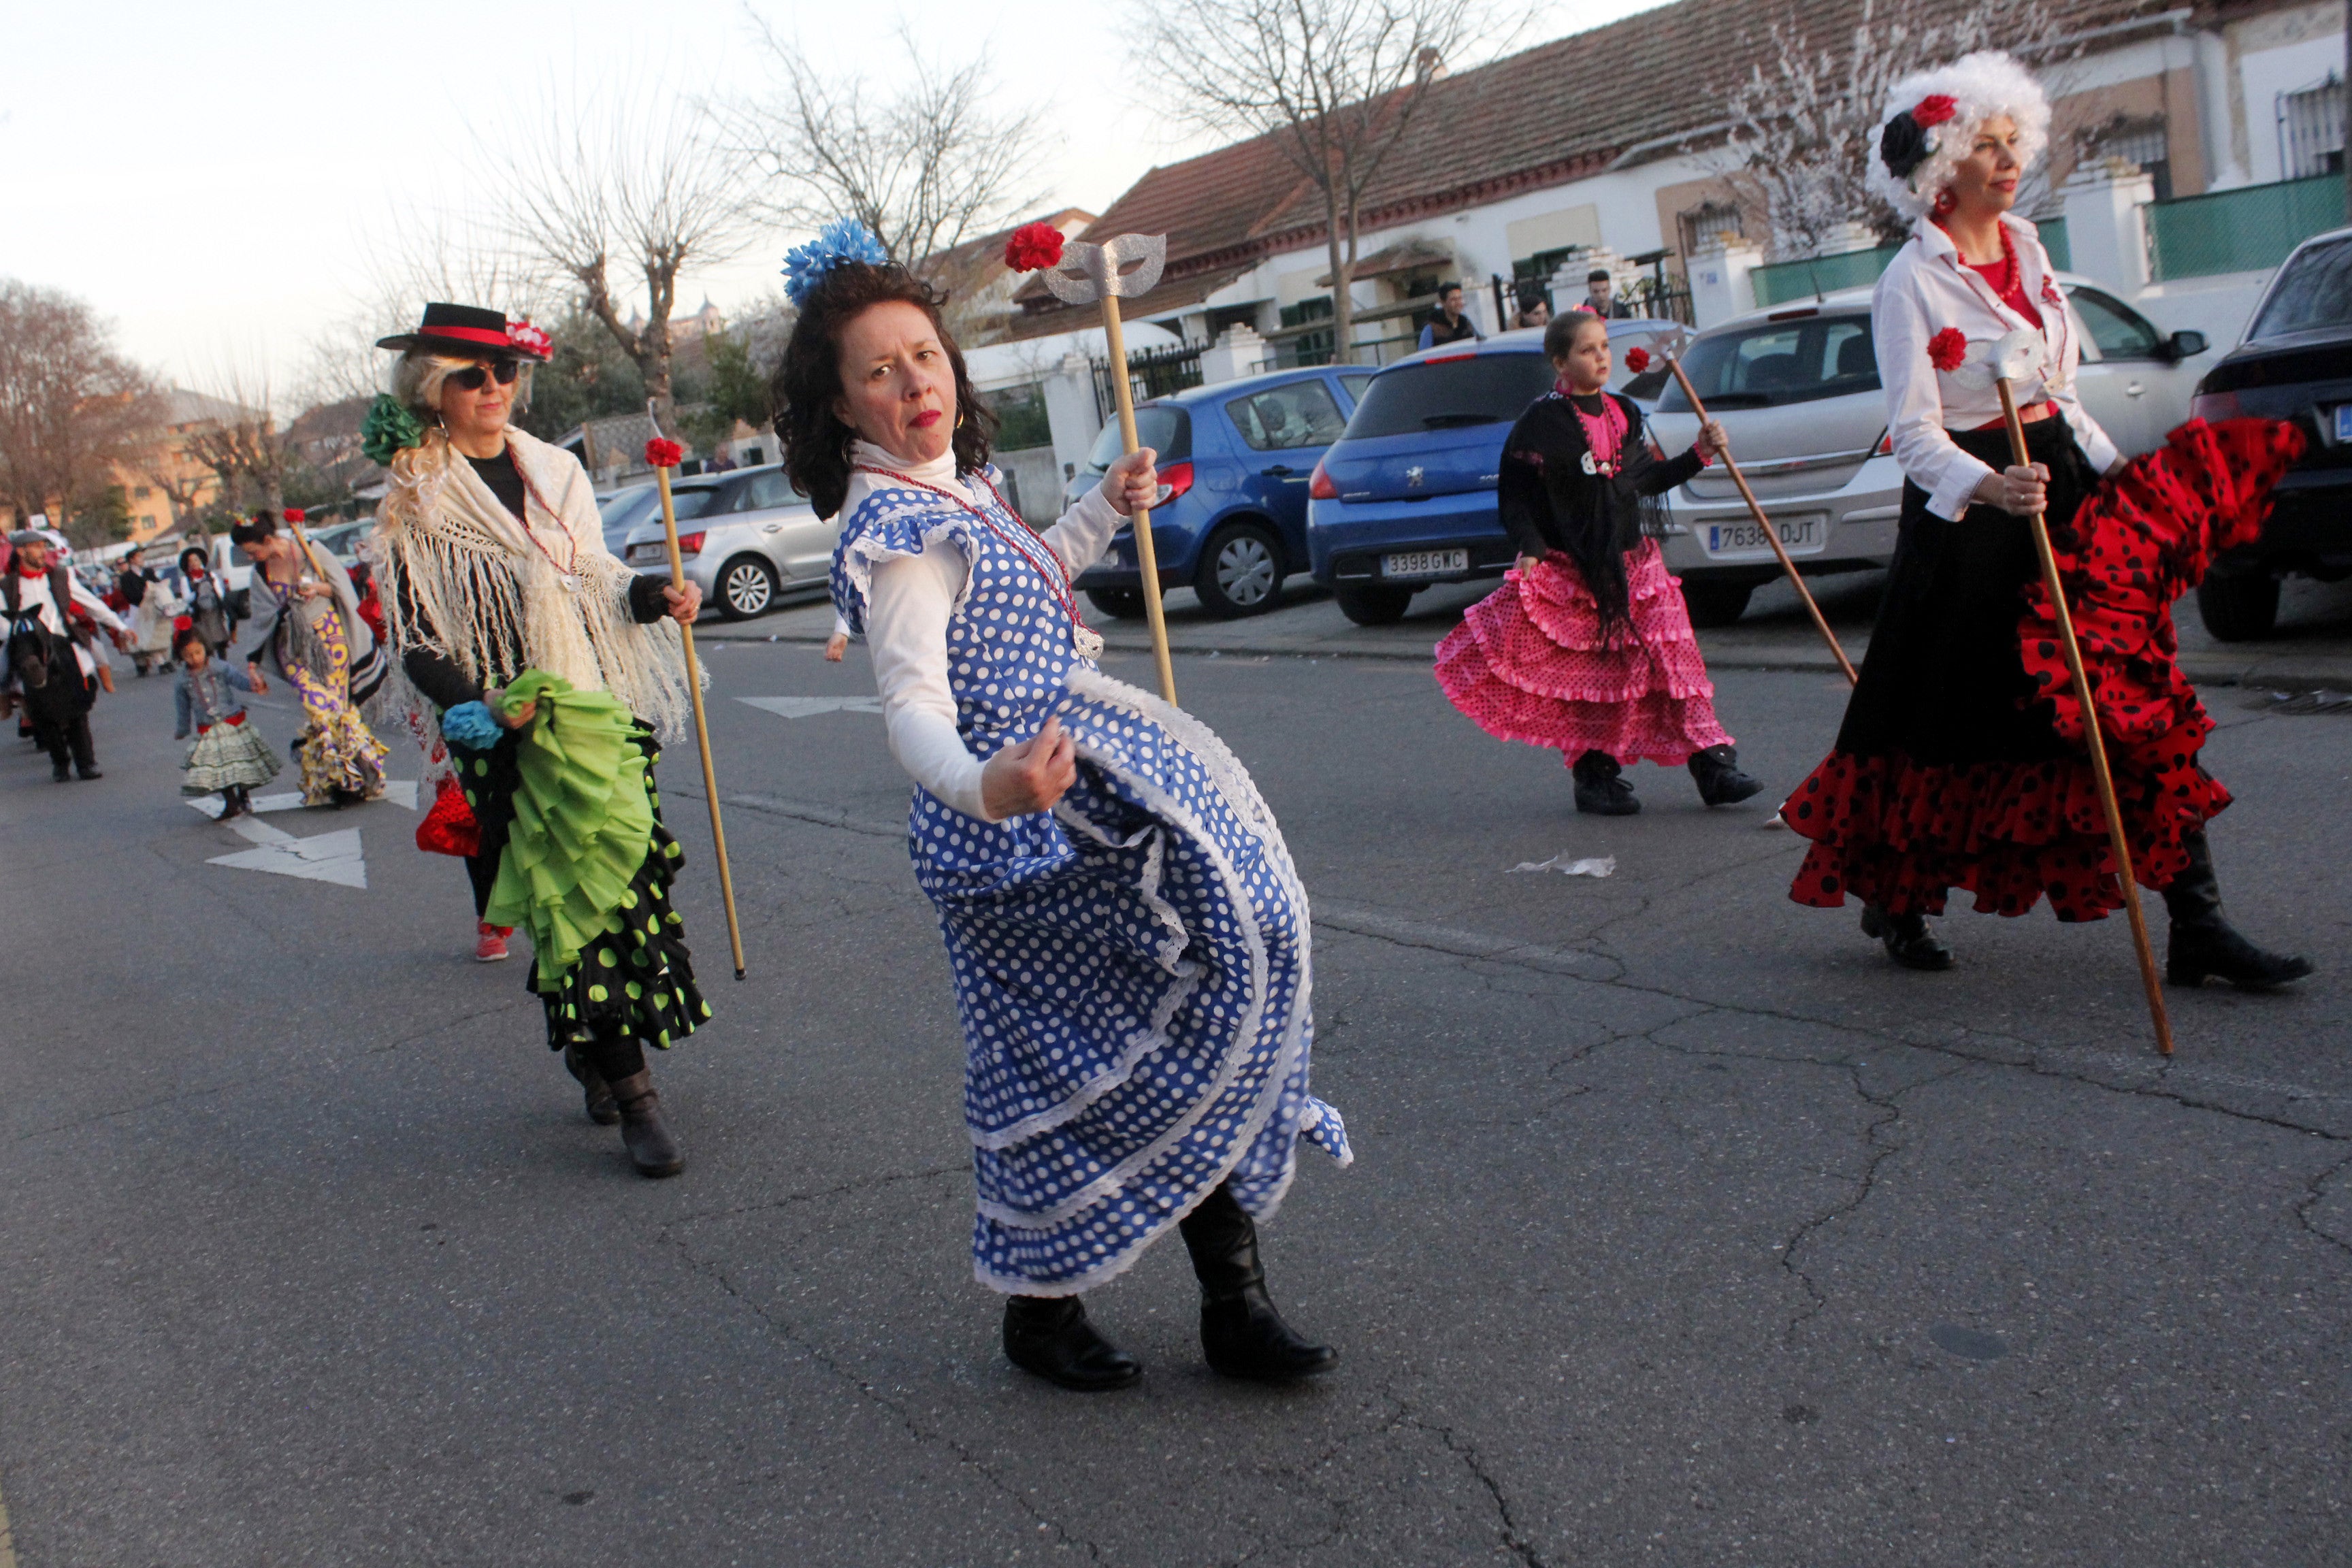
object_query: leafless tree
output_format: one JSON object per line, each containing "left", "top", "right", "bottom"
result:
{"left": 485, "top": 81, "right": 755, "bottom": 425}
{"left": 1136, "top": 0, "right": 1495, "bottom": 363}
{"left": 716, "top": 18, "right": 1045, "bottom": 278}
{"left": 177, "top": 368, "right": 291, "bottom": 518}
{"left": 0, "top": 280, "right": 163, "bottom": 542}
{"left": 1720, "top": 0, "right": 2075, "bottom": 259}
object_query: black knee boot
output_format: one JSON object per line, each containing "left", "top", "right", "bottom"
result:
{"left": 1002, "top": 1295, "right": 1141, "bottom": 1391}
{"left": 1179, "top": 1183, "right": 1337, "bottom": 1381}
{"left": 1861, "top": 904, "right": 1953, "bottom": 970}
{"left": 1687, "top": 745, "right": 1765, "bottom": 806}
{"left": 1572, "top": 749, "right": 1639, "bottom": 815}
{"left": 2162, "top": 830, "right": 2313, "bottom": 990}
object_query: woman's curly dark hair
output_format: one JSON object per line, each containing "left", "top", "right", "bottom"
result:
{"left": 770, "top": 261, "right": 996, "bottom": 518}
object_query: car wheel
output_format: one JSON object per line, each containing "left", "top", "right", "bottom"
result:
{"left": 1680, "top": 580, "right": 1754, "bottom": 628}
{"left": 1335, "top": 584, "right": 1414, "bottom": 625}
{"left": 715, "top": 555, "right": 777, "bottom": 620}
{"left": 2196, "top": 571, "right": 2279, "bottom": 642}
{"left": 1195, "top": 523, "right": 1286, "bottom": 619}
{"left": 1085, "top": 587, "right": 1148, "bottom": 620}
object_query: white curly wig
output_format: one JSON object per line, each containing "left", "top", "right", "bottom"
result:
{"left": 1865, "top": 50, "right": 2051, "bottom": 219}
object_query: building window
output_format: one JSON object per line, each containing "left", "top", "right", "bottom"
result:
{"left": 2281, "top": 74, "right": 2347, "bottom": 180}
{"left": 133, "top": 485, "right": 151, "bottom": 500}
{"left": 2083, "top": 116, "right": 2172, "bottom": 201}
{"left": 140, "top": 515, "right": 156, "bottom": 529}
{"left": 983, "top": 382, "right": 1052, "bottom": 451}
{"left": 1676, "top": 202, "right": 1745, "bottom": 261}
{"left": 1276, "top": 296, "right": 1335, "bottom": 368}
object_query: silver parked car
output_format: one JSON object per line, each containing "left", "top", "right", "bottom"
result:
{"left": 622, "top": 463, "right": 839, "bottom": 620}
{"left": 1643, "top": 277, "right": 2210, "bottom": 624}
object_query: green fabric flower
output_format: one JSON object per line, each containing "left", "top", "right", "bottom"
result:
{"left": 360, "top": 394, "right": 425, "bottom": 467}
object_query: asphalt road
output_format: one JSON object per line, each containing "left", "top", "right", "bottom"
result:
{"left": 3, "top": 619, "right": 2348, "bottom": 1565}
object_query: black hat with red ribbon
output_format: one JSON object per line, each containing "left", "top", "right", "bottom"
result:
{"left": 375, "top": 302, "right": 553, "bottom": 361}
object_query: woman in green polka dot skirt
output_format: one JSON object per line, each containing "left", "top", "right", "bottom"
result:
{"left": 369, "top": 303, "right": 711, "bottom": 1177}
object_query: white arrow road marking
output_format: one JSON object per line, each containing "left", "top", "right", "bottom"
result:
{"left": 189, "top": 780, "right": 418, "bottom": 819}
{"left": 206, "top": 813, "right": 369, "bottom": 887}
{"left": 736, "top": 696, "right": 885, "bottom": 719}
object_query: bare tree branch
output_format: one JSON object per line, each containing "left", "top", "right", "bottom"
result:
{"left": 0, "top": 280, "right": 163, "bottom": 544}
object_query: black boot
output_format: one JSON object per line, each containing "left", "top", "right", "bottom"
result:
{"left": 1861, "top": 904, "right": 1954, "bottom": 971}
{"left": 1571, "top": 749, "right": 1639, "bottom": 816}
{"left": 606, "top": 1067, "right": 683, "bottom": 1177}
{"left": 1179, "top": 1183, "right": 1337, "bottom": 1381}
{"left": 563, "top": 1043, "right": 621, "bottom": 1125}
{"left": 1002, "top": 1295, "right": 1142, "bottom": 1391}
{"left": 1687, "top": 745, "right": 1765, "bottom": 806}
{"left": 2162, "top": 830, "right": 2313, "bottom": 990}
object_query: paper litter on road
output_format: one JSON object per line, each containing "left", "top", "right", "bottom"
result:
{"left": 1507, "top": 853, "right": 1615, "bottom": 878}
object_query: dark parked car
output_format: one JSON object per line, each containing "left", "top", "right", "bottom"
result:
{"left": 2189, "top": 226, "right": 2352, "bottom": 640}
{"left": 1067, "top": 364, "right": 1371, "bottom": 618}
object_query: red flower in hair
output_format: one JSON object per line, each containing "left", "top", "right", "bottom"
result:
{"left": 645, "top": 438, "right": 684, "bottom": 468}
{"left": 1622, "top": 346, "right": 1651, "bottom": 373}
{"left": 1003, "top": 222, "right": 1067, "bottom": 273}
{"left": 283, "top": 507, "right": 306, "bottom": 523}
{"left": 1913, "top": 94, "right": 1958, "bottom": 128}
{"left": 1927, "top": 327, "right": 1968, "bottom": 372}
{"left": 506, "top": 318, "right": 552, "bottom": 359}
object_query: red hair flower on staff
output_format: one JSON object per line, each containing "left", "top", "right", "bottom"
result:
{"left": 645, "top": 437, "right": 684, "bottom": 469}
{"left": 1003, "top": 222, "right": 1068, "bottom": 273}
{"left": 1622, "top": 346, "right": 1651, "bottom": 373}
{"left": 1927, "top": 327, "right": 1968, "bottom": 372}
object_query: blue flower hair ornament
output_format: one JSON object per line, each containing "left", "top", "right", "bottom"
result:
{"left": 782, "top": 219, "right": 892, "bottom": 307}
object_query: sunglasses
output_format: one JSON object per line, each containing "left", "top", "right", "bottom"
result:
{"left": 446, "top": 360, "right": 521, "bottom": 391}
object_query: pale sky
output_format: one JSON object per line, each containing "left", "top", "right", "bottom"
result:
{"left": 0, "top": 0, "right": 1669, "bottom": 396}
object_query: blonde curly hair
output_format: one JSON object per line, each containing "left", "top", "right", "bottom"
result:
{"left": 1866, "top": 50, "right": 2051, "bottom": 220}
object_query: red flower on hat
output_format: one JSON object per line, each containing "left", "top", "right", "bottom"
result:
{"left": 283, "top": 507, "right": 306, "bottom": 523}
{"left": 1927, "top": 327, "right": 1968, "bottom": 372}
{"left": 1622, "top": 346, "right": 1651, "bottom": 373}
{"left": 1913, "top": 94, "right": 1957, "bottom": 129}
{"left": 506, "top": 319, "right": 552, "bottom": 359}
{"left": 1003, "top": 222, "right": 1067, "bottom": 273}
{"left": 645, "top": 438, "right": 684, "bottom": 469}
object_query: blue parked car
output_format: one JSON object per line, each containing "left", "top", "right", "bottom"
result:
{"left": 1066, "top": 363, "right": 1372, "bottom": 618}
{"left": 1306, "top": 321, "right": 1686, "bottom": 624}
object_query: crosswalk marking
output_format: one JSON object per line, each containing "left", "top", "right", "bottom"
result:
{"left": 736, "top": 696, "right": 885, "bottom": 719}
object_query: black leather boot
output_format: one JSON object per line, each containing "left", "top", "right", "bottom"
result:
{"left": 1572, "top": 749, "right": 1639, "bottom": 816}
{"left": 1002, "top": 1295, "right": 1142, "bottom": 1391}
{"left": 1861, "top": 904, "right": 1954, "bottom": 970}
{"left": 1179, "top": 1183, "right": 1337, "bottom": 1381}
{"left": 563, "top": 1043, "right": 621, "bottom": 1125}
{"left": 606, "top": 1068, "right": 683, "bottom": 1177}
{"left": 1687, "top": 744, "right": 1765, "bottom": 806}
{"left": 2162, "top": 830, "right": 2313, "bottom": 990}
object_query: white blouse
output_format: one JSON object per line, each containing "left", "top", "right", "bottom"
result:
{"left": 1873, "top": 213, "right": 2121, "bottom": 521}
{"left": 843, "top": 440, "right": 1126, "bottom": 822}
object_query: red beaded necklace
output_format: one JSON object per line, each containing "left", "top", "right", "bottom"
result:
{"left": 853, "top": 464, "right": 1105, "bottom": 658}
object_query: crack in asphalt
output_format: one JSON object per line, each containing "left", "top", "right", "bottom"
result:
{"left": 2293, "top": 1149, "right": 2352, "bottom": 1260}
{"left": 1399, "top": 1407, "right": 1553, "bottom": 1567}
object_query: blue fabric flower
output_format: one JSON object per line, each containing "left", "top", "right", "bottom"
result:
{"left": 440, "top": 700, "right": 502, "bottom": 751}
{"left": 781, "top": 218, "right": 892, "bottom": 307}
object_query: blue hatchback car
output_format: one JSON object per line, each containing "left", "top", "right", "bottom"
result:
{"left": 1067, "top": 364, "right": 1373, "bottom": 618}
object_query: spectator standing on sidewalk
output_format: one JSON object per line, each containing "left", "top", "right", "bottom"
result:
{"left": 119, "top": 544, "right": 182, "bottom": 676}
{"left": 1416, "top": 282, "right": 1484, "bottom": 350}
{"left": 3, "top": 529, "right": 123, "bottom": 781}
{"left": 1513, "top": 284, "right": 1551, "bottom": 330}
{"left": 1580, "top": 269, "right": 1634, "bottom": 318}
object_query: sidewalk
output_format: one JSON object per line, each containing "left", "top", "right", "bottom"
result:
{"left": 698, "top": 570, "right": 2352, "bottom": 691}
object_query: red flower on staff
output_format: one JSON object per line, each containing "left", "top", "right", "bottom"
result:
{"left": 283, "top": 507, "right": 306, "bottom": 523}
{"left": 1003, "top": 222, "right": 1067, "bottom": 273}
{"left": 1927, "top": 327, "right": 1969, "bottom": 372}
{"left": 1622, "top": 346, "right": 1651, "bottom": 372}
{"left": 645, "top": 438, "right": 685, "bottom": 468}
{"left": 1913, "top": 94, "right": 1958, "bottom": 128}
{"left": 507, "top": 318, "right": 552, "bottom": 358}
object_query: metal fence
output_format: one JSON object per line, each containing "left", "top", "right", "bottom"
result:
{"left": 2147, "top": 174, "right": 2347, "bottom": 281}
{"left": 1092, "top": 341, "right": 1204, "bottom": 421}
{"left": 1492, "top": 272, "right": 1694, "bottom": 327}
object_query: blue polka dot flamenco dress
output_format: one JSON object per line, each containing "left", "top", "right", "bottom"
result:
{"left": 833, "top": 468, "right": 1351, "bottom": 1388}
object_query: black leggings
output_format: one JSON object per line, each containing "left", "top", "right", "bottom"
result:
{"left": 580, "top": 1032, "right": 645, "bottom": 1082}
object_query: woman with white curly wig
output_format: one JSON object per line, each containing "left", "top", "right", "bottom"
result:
{"left": 1779, "top": 52, "right": 2311, "bottom": 990}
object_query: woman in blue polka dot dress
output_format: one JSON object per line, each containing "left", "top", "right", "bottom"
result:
{"left": 774, "top": 227, "right": 1351, "bottom": 1392}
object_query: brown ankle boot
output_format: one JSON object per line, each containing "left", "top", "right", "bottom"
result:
{"left": 607, "top": 1068, "right": 683, "bottom": 1177}
{"left": 562, "top": 1044, "right": 620, "bottom": 1125}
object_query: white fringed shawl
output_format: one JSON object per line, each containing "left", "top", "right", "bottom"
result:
{"left": 371, "top": 427, "right": 698, "bottom": 749}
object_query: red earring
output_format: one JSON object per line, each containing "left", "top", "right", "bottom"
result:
{"left": 1931, "top": 187, "right": 1958, "bottom": 218}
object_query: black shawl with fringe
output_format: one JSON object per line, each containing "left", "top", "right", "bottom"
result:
{"left": 1497, "top": 390, "right": 1702, "bottom": 627}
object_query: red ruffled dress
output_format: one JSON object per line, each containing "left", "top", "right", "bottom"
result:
{"left": 1784, "top": 418, "right": 2304, "bottom": 921}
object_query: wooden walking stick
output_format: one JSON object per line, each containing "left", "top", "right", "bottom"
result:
{"left": 1991, "top": 374, "right": 2172, "bottom": 1054}
{"left": 1661, "top": 350, "right": 1858, "bottom": 685}
{"left": 644, "top": 414, "right": 747, "bottom": 981}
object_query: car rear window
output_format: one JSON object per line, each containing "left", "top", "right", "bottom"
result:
{"left": 667, "top": 487, "right": 721, "bottom": 521}
{"left": 1226, "top": 379, "right": 1346, "bottom": 450}
{"left": 1656, "top": 314, "right": 1878, "bottom": 412}
{"left": 1084, "top": 406, "right": 1191, "bottom": 470}
{"left": 2249, "top": 236, "right": 2352, "bottom": 339}
{"left": 1343, "top": 352, "right": 1557, "bottom": 438}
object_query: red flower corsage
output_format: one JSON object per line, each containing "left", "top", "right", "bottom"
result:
{"left": 1622, "top": 346, "right": 1651, "bottom": 373}
{"left": 1913, "top": 94, "right": 1957, "bottom": 128}
{"left": 506, "top": 319, "right": 553, "bottom": 359}
{"left": 1927, "top": 327, "right": 1968, "bottom": 372}
{"left": 645, "top": 438, "right": 684, "bottom": 468}
{"left": 1003, "top": 222, "right": 1067, "bottom": 273}
{"left": 283, "top": 507, "right": 306, "bottom": 523}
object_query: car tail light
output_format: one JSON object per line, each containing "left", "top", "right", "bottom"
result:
{"left": 1154, "top": 461, "right": 1194, "bottom": 507}
{"left": 675, "top": 531, "right": 706, "bottom": 559}
{"left": 2190, "top": 390, "right": 2241, "bottom": 423}
{"left": 1309, "top": 459, "right": 1339, "bottom": 500}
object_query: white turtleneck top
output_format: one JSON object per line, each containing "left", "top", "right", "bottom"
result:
{"left": 842, "top": 440, "right": 1127, "bottom": 822}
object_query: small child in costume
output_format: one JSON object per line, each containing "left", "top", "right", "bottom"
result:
{"left": 173, "top": 626, "right": 279, "bottom": 818}
{"left": 1436, "top": 311, "right": 1765, "bottom": 815}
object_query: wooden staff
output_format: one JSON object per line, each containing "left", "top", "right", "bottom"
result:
{"left": 1663, "top": 354, "right": 1858, "bottom": 685}
{"left": 647, "top": 429, "right": 747, "bottom": 981}
{"left": 1096, "top": 294, "right": 1179, "bottom": 706}
{"left": 1996, "top": 378, "right": 2172, "bottom": 1056}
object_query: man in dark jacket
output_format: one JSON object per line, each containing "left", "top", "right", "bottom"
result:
{"left": 4, "top": 531, "right": 123, "bottom": 780}
{"left": 1416, "top": 283, "right": 1484, "bottom": 350}
{"left": 1580, "top": 269, "right": 1635, "bottom": 319}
